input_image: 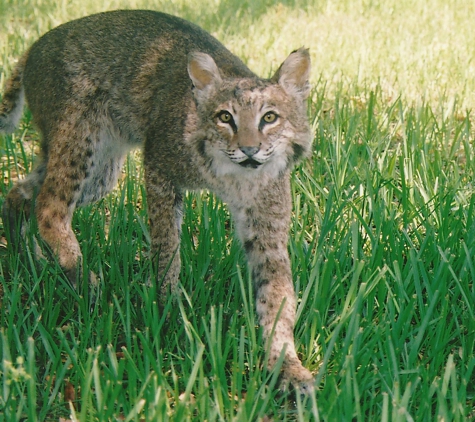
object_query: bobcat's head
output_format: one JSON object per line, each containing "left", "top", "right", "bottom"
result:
{"left": 188, "top": 49, "right": 312, "bottom": 179}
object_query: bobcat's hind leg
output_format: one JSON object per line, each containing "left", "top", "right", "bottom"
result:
{"left": 35, "top": 182, "right": 83, "bottom": 285}
{"left": 33, "top": 125, "right": 101, "bottom": 288}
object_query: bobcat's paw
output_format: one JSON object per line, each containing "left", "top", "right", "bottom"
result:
{"left": 280, "top": 360, "right": 315, "bottom": 396}
{"left": 64, "top": 267, "right": 99, "bottom": 299}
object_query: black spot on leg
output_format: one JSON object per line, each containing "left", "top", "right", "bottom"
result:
{"left": 50, "top": 210, "right": 67, "bottom": 221}
{"left": 244, "top": 239, "right": 254, "bottom": 253}
{"left": 254, "top": 277, "right": 270, "bottom": 295}
{"left": 244, "top": 235, "right": 259, "bottom": 253}
{"left": 253, "top": 263, "right": 264, "bottom": 277}
{"left": 85, "top": 149, "right": 94, "bottom": 158}
{"left": 255, "top": 277, "right": 270, "bottom": 288}
{"left": 252, "top": 263, "right": 269, "bottom": 294}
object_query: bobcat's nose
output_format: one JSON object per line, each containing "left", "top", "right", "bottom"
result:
{"left": 239, "top": 146, "right": 259, "bottom": 158}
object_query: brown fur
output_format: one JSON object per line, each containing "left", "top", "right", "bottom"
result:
{"left": 0, "top": 10, "right": 314, "bottom": 393}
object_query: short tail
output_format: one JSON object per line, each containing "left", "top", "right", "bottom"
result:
{"left": 0, "top": 53, "right": 28, "bottom": 134}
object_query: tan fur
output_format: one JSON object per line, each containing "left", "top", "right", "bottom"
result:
{"left": 0, "top": 10, "right": 314, "bottom": 393}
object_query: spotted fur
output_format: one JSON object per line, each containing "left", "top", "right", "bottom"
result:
{"left": 0, "top": 10, "right": 314, "bottom": 393}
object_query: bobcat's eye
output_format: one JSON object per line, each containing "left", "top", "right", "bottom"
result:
{"left": 216, "top": 110, "right": 237, "bottom": 133}
{"left": 217, "top": 111, "right": 233, "bottom": 123}
{"left": 262, "top": 111, "right": 278, "bottom": 124}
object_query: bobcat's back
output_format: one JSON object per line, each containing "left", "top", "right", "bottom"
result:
{"left": 18, "top": 11, "right": 252, "bottom": 142}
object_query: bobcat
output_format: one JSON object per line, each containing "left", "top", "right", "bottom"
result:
{"left": 0, "top": 10, "right": 314, "bottom": 393}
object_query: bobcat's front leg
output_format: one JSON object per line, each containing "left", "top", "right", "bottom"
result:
{"left": 144, "top": 170, "right": 182, "bottom": 304}
{"left": 232, "top": 176, "right": 314, "bottom": 394}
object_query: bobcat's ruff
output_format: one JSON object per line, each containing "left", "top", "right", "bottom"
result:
{"left": 0, "top": 10, "right": 314, "bottom": 392}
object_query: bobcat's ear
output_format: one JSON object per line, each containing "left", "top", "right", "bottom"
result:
{"left": 272, "top": 48, "right": 311, "bottom": 100}
{"left": 188, "top": 52, "right": 222, "bottom": 99}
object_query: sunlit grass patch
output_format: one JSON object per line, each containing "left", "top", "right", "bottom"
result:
{"left": 1, "top": 0, "right": 475, "bottom": 420}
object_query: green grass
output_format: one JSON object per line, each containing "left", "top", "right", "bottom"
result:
{"left": 1, "top": 0, "right": 475, "bottom": 420}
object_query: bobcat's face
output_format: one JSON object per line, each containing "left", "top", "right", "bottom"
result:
{"left": 204, "top": 81, "right": 310, "bottom": 178}
{"left": 188, "top": 51, "right": 312, "bottom": 179}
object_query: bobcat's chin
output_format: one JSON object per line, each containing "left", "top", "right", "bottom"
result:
{"left": 209, "top": 150, "right": 288, "bottom": 179}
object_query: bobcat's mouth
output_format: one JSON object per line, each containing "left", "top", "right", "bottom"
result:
{"left": 238, "top": 158, "right": 263, "bottom": 169}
